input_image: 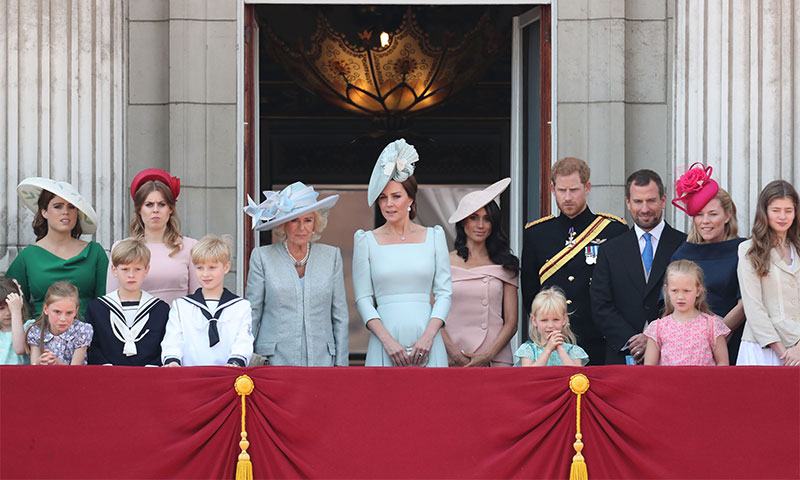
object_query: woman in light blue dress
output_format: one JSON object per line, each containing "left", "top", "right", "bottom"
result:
{"left": 353, "top": 139, "right": 452, "bottom": 367}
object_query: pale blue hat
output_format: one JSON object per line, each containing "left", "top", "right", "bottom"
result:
{"left": 243, "top": 182, "right": 339, "bottom": 232}
{"left": 367, "top": 139, "right": 419, "bottom": 206}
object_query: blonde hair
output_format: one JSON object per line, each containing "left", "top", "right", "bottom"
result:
{"left": 191, "top": 235, "right": 233, "bottom": 265}
{"left": 551, "top": 157, "right": 590, "bottom": 185}
{"left": 130, "top": 180, "right": 183, "bottom": 256}
{"left": 687, "top": 188, "right": 739, "bottom": 243}
{"left": 662, "top": 260, "right": 713, "bottom": 316}
{"left": 271, "top": 209, "right": 329, "bottom": 243}
{"left": 111, "top": 238, "right": 151, "bottom": 267}
{"left": 26, "top": 282, "right": 80, "bottom": 349}
{"left": 528, "top": 287, "right": 577, "bottom": 347}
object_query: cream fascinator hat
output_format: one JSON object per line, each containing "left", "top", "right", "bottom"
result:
{"left": 17, "top": 177, "right": 99, "bottom": 234}
{"left": 448, "top": 178, "right": 511, "bottom": 224}
{"left": 244, "top": 182, "right": 339, "bottom": 232}
{"left": 367, "top": 139, "right": 419, "bottom": 207}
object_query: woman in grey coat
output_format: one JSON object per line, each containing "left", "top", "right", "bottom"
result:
{"left": 244, "top": 182, "right": 349, "bottom": 366}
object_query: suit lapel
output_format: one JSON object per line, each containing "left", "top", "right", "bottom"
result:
{"left": 621, "top": 229, "right": 647, "bottom": 294}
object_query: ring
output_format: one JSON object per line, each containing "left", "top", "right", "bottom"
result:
{"left": 417, "top": 353, "right": 423, "bottom": 358}
{"left": 636, "top": 351, "right": 641, "bottom": 356}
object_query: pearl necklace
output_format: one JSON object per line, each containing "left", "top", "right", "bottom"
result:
{"left": 284, "top": 241, "right": 310, "bottom": 267}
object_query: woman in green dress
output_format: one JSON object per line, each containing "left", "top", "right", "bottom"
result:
{"left": 6, "top": 178, "right": 108, "bottom": 319}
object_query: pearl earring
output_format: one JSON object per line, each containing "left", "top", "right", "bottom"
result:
{"left": 407, "top": 206, "right": 411, "bottom": 212}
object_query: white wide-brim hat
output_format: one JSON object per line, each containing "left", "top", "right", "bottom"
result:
{"left": 448, "top": 178, "right": 511, "bottom": 224}
{"left": 17, "top": 177, "right": 99, "bottom": 234}
{"left": 244, "top": 181, "right": 340, "bottom": 232}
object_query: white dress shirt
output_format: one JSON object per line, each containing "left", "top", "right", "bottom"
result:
{"left": 633, "top": 219, "right": 666, "bottom": 257}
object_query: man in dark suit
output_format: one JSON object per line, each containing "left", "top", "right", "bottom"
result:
{"left": 522, "top": 157, "right": 627, "bottom": 365}
{"left": 591, "top": 169, "right": 686, "bottom": 365}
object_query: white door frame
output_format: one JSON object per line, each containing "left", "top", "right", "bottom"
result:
{"left": 235, "top": 0, "right": 557, "bottom": 292}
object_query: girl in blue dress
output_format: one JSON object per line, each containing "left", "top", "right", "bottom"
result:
{"left": 353, "top": 139, "right": 452, "bottom": 367}
{"left": 515, "top": 287, "right": 588, "bottom": 366}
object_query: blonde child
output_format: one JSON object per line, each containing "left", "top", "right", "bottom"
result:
{"left": 1, "top": 278, "right": 30, "bottom": 364}
{"left": 644, "top": 260, "right": 730, "bottom": 366}
{"left": 515, "top": 287, "right": 588, "bottom": 366}
{"left": 26, "top": 281, "right": 94, "bottom": 365}
{"left": 161, "top": 235, "right": 253, "bottom": 367}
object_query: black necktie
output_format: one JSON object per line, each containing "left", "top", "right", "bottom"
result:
{"left": 197, "top": 306, "right": 223, "bottom": 347}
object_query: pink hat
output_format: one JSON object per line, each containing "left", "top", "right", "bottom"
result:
{"left": 672, "top": 163, "right": 719, "bottom": 216}
{"left": 130, "top": 168, "right": 181, "bottom": 200}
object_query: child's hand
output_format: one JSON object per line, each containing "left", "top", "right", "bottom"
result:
{"left": 5, "top": 292, "right": 23, "bottom": 314}
{"left": 38, "top": 350, "right": 56, "bottom": 365}
{"left": 545, "top": 331, "right": 564, "bottom": 351}
{"left": 163, "top": 361, "right": 180, "bottom": 367}
{"left": 226, "top": 363, "right": 239, "bottom": 367}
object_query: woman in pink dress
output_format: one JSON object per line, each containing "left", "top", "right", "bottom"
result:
{"left": 443, "top": 178, "right": 518, "bottom": 367}
{"left": 106, "top": 169, "right": 199, "bottom": 305}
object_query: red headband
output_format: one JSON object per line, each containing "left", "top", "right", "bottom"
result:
{"left": 671, "top": 163, "right": 719, "bottom": 216}
{"left": 130, "top": 168, "right": 181, "bottom": 200}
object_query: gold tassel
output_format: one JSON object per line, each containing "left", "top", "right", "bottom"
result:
{"left": 569, "top": 373, "right": 590, "bottom": 480}
{"left": 234, "top": 375, "right": 255, "bottom": 480}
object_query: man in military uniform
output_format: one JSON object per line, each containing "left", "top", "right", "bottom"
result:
{"left": 522, "top": 157, "right": 627, "bottom": 365}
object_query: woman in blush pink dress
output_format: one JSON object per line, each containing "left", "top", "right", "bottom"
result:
{"left": 443, "top": 179, "right": 518, "bottom": 367}
{"left": 106, "top": 169, "right": 199, "bottom": 305}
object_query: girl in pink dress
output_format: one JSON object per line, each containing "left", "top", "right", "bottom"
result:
{"left": 644, "top": 259, "right": 730, "bottom": 366}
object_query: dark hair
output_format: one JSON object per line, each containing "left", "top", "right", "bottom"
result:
{"left": 32, "top": 190, "right": 83, "bottom": 240}
{"left": 747, "top": 180, "right": 800, "bottom": 276}
{"left": 400, "top": 175, "right": 418, "bottom": 221}
{"left": 454, "top": 201, "right": 519, "bottom": 273}
{"left": 625, "top": 169, "right": 665, "bottom": 199}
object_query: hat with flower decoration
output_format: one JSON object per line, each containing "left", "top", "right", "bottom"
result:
{"left": 243, "top": 181, "right": 339, "bottom": 232}
{"left": 367, "top": 139, "right": 420, "bottom": 207}
{"left": 672, "top": 163, "right": 719, "bottom": 216}
{"left": 17, "top": 177, "right": 99, "bottom": 234}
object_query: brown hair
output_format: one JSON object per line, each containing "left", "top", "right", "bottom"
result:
{"left": 528, "top": 287, "right": 577, "bottom": 347}
{"left": 130, "top": 180, "right": 183, "bottom": 256}
{"left": 0, "top": 277, "right": 28, "bottom": 321}
{"left": 401, "top": 175, "right": 418, "bottom": 221}
{"left": 550, "top": 157, "right": 590, "bottom": 185}
{"left": 32, "top": 190, "right": 83, "bottom": 240}
{"left": 625, "top": 169, "right": 665, "bottom": 199}
{"left": 687, "top": 188, "right": 739, "bottom": 243}
{"left": 662, "top": 260, "right": 713, "bottom": 316}
{"left": 111, "top": 238, "right": 152, "bottom": 267}
{"left": 746, "top": 180, "right": 800, "bottom": 277}
{"left": 26, "top": 281, "right": 80, "bottom": 349}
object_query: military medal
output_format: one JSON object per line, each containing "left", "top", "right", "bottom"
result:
{"left": 585, "top": 245, "right": 598, "bottom": 264}
{"left": 565, "top": 227, "right": 576, "bottom": 247}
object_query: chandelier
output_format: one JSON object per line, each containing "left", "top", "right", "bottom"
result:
{"left": 265, "top": 8, "right": 499, "bottom": 130}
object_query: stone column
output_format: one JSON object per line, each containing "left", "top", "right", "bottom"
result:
{"left": 0, "top": 0, "right": 125, "bottom": 272}
{"left": 673, "top": 0, "right": 800, "bottom": 234}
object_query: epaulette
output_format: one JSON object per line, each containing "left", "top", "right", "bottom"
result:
{"left": 597, "top": 212, "right": 626, "bottom": 225}
{"left": 525, "top": 215, "right": 555, "bottom": 229}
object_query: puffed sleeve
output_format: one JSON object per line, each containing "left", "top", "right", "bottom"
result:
{"left": 105, "top": 240, "right": 121, "bottom": 293}
{"left": 566, "top": 344, "right": 590, "bottom": 366}
{"left": 227, "top": 300, "right": 254, "bottom": 367}
{"left": 75, "top": 322, "right": 94, "bottom": 349}
{"left": 330, "top": 247, "right": 350, "bottom": 366}
{"left": 353, "top": 230, "right": 380, "bottom": 324}
{"left": 737, "top": 242, "right": 782, "bottom": 347}
{"left": 514, "top": 341, "right": 536, "bottom": 362}
{"left": 245, "top": 247, "right": 266, "bottom": 342}
{"left": 161, "top": 300, "right": 185, "bottom": 365}
{"left": 429, "top": 226, "right": 452, "bottom": 323}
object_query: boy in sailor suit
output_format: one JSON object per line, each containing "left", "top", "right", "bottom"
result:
{"left": 86, "top": 239, "right": 170, "bottom": 366}
{"left": 161, "top": 236, "right": 253, "bottom": 367}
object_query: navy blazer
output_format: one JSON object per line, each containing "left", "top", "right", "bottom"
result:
{"left": 590, "top": 222, "right": 686, "bottom": 364}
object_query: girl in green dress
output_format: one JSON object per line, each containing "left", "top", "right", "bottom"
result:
{"left": 6, "top": 178, "right": 108, "bottom": 319}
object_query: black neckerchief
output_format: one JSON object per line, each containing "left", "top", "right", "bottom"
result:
{"left": 183, "top": 288, "right": 242, "bottom": 347}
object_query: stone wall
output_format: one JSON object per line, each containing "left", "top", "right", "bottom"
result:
{"left": 557, "top": 0, "right": 674, "bottom": 222}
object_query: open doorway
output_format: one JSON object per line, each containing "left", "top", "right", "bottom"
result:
{"left": 241, "top": 4, "right": 552, "bottom": 364}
